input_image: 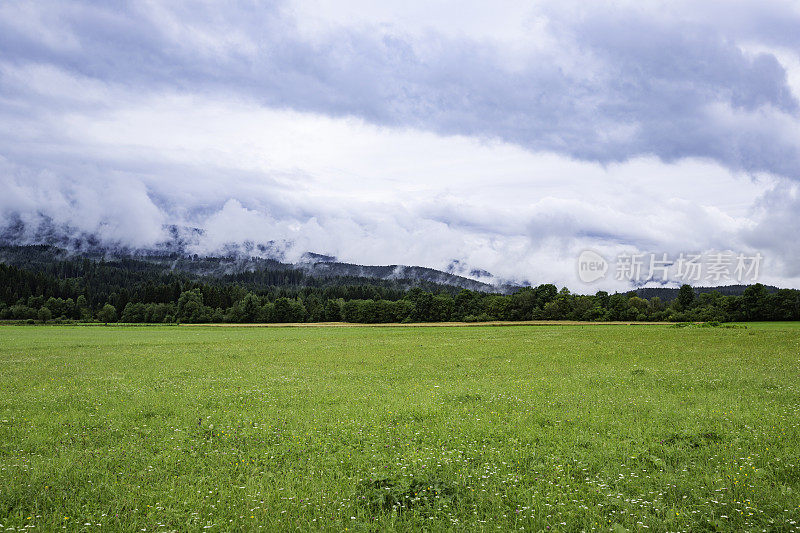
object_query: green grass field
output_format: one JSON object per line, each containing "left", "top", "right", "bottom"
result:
{"left": 1, "top": 324, "right": 799, "bottom": 531}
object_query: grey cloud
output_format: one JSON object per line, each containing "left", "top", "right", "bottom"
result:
{"left": 1, "top": 1, "right": 799, "bottom": 177}
{"left": 743, "top": 182, "right": 800, "bottom": 277}
{"left": 2, "top": 0, "right": 800, "bottom": 288}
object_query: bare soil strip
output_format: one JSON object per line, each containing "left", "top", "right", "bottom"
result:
{"left": 178, "top": 320, "right": 672, "bottom": 328}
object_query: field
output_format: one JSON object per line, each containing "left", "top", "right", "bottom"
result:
{"left": 1, "top": 324, "right": 799, "bottom": 531}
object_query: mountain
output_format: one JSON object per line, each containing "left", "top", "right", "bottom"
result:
{"left": 0, "top": 219, "right": 506, "bottom": 292}
{"left": 3, "top": 221, "right": 777, "bottom": 299}
{"left": 634, "top": 284, "right": 779, "bottom": 301}
{"left": 0, "top": 243, "right": 506, "bottom": 294}
{"left": 296, "top": 261, "right": 499, "bottom": 292}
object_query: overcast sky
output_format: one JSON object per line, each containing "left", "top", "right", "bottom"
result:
{"left": 2, "top": 0, "right": 800, "bottom": 291}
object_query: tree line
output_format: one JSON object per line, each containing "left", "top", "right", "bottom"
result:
{"left": 1, "top": 258, "right": 799, "bottom": 324}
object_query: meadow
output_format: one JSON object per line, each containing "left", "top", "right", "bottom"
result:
{"left": 0, "top": 323, "right": 799, "bottom": 531}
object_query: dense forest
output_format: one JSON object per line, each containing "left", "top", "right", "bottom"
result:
{"left": 1, "top": 247, "right": 799, "bottom": 324}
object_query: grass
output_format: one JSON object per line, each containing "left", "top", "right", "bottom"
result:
{"left": 0, "top": 323, "right": 799, "bottom": 531}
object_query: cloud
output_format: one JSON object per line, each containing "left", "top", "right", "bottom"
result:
{"left": 0, "top": 86, "right": 780, "bottom": 289}
{"left": 1, "top": 0, "right": 800, "bottom": 290}
{"left": 744, "top": 181, "right": 800, "bottom": 277}
{"left": 2, "top": 1, "right": 800, "bottom": 175}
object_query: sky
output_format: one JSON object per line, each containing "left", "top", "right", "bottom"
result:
{"left": 1, "top": 0, "right": 800, "bottom": 291}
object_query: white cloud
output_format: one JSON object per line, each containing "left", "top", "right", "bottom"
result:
{"left": 2, "top": 1, "right": 800, "bottom": 291}
{"left": 0, "top": 71, "right": 788, "bottom": 289}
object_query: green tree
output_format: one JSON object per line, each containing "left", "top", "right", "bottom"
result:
{"left": 407, "top": 289, "right": 434, "bottom": 322}
{"left": 454, "top": 290, "right": 480, "bottom": 321}
{"left": 648, "top": 296, "right": 665, "bottom": 314}
{"left": 742, "top": 283, "right": 769, "bottom": 320}
{"left": 287, "top": 300, "right": 308, "bottom": 322}
{"left": 484, "top": 295, "right": 511, "bottom": 320}
{"left": 37, "top": 307, "right": 52, "bottom": 323}
{"left": 605, "top": 293, "right": 636, "bottom": 321}
{"left": 230, "top": 293, "right": 262, "bottom": 323}
{"left": 676, "top": 284, "right": 695, "bottom": 310}
{"left": 45, "top": 297, "right": 65, "bottom": 318}
{"left": 121, "top": 302, "right": 147, "bottom": 323}
{"left": 273, "top": 298, "right": 292, "bottom": 323}
{"left": 97, "top": 304, "right": 117, "bottom": 324}
{"left": 430, "top": 294, "right": 454, "bottom": 322}
{"left": 10, "top": 305, "right": 37, "bottom": 320}
{"left": 509, "top": 287, "right": 537, "bottom": 320}
{"left": 532, "top": 284, "right": 558, "bottom": 308}
{"left": 341, "top": 300, "right": 360, "bottom": 322}
{"left": 324, "top": 299, "right": 342, "bottom": 321}
{"left": 628, "top": 296, "right": 648, "bottom": 314}
{"left": 258, "top": 302, "right": 275, "bottom": 322}
{"left": 149, "top": 303, "right": 173, "bottom": 323}
{"left": 177, "top": 289, "right": 211, "bottom": 323}
{"left": 75, "top": 295, "right": 91, "bottom": 320}
{"left": 595, "top": 290, "right": 610, "bottom": 309}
